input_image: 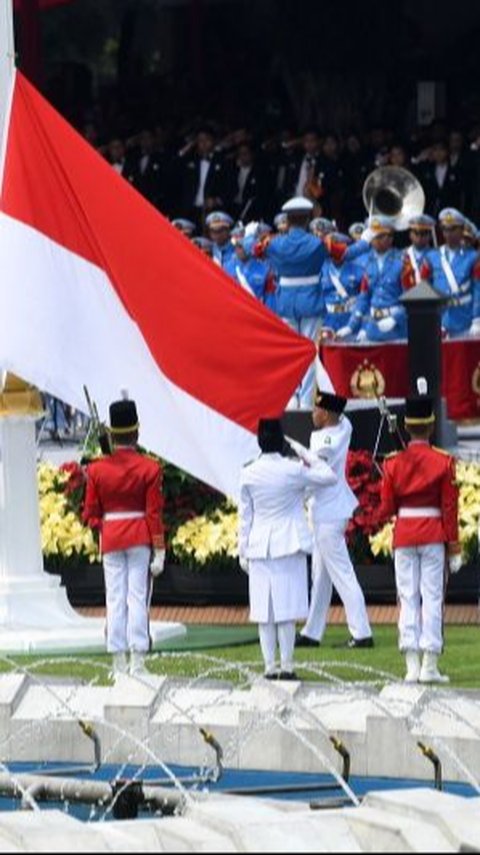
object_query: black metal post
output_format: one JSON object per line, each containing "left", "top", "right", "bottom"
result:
{"left": 401, "top": 280, "right": 455, "bottom": 447}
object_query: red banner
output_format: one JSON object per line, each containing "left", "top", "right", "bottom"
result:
{"left": 319, "top": 338, "right": 480, "bottom": 421}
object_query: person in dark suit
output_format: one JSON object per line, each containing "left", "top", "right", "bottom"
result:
{"left": 175, "top": 127, "right": 234, "bottom": 228}
{"left": 279, "top": 127, "right": 324, "bottom": 203}
{"left": 419, "top": 141, "right": 467, "bottom": 217}
{"left": 231, "top": 141, "right": 272, "bottom": 222}
{"left": 123, "top": 129, "right": 170, "bottom": 213}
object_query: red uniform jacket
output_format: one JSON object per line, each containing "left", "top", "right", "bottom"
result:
{"left": 379, "top": 441, "right": 459, "bottom": 548}
{"left": 82, "top": 448, "right": 165, "bottom": 554}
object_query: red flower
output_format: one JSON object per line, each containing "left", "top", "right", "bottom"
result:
{"left": 59, "top": 461, "right": 86, "bottom": 494}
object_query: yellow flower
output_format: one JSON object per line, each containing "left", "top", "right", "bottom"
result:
{"left": 172, "top": 507, "right": 240, "bottom": 563}
{"left": 37, "top": 461, "right": 99, "bottom": 562}
{"left": 369, "top": 523, "right": 394, "bottom": 558}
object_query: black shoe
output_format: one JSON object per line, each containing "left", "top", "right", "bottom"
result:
{"left": 345, "top": 636, "right": 374, "bottom": 649}
{"left": 263, "top": 671, "right": 279, "bottom": 680}
{"left": 295, "top": 633, "right": 320, "bottom": 648}
{"left": 278, "top": 671, "right": 299, "bottom": 681}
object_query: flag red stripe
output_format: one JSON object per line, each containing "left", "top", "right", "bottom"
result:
{"left": 1, "top": 72, "right": 315, "bottom": 431}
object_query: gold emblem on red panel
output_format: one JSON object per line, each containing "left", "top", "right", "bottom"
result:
{"left": 350, "top": 360, "right": 386, "bottom": 398}
{"left": 471, "top": 362, "right": 480, "bottom": 397}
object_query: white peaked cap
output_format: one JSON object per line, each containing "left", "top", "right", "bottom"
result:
{"left": 281, "top": 196, "right": 314, "bottom": 213}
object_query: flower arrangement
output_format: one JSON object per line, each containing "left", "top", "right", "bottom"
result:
{"left": 39, "top": 451, "right": 480, "bottom": 572}
{"left": 170, "top": 450, "right": 384, "bottom": 568}
{"left": 37, "top": 455, "right": 222, "bottom": 568}
{"left": 170, "top": 503, "right": 238, "bottom": 571}
{"left": 369, "top": 459, "right": 480, "bottom": 563}
{"left": 345, "top": 450, "right": 382, "bottom": 563}
{"left": 39, "top": 462, "right": 99, "bottom": 569}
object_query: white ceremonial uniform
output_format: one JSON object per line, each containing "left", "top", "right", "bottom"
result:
{"left": 300, "top": 416, "right": 372, "bottom": 642}
{"left": 239, "top": 452, "right": 336, "bottom": 673}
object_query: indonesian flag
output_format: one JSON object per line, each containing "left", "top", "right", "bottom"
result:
{"left": 0, "top": 71, "right": 317, "bottom": 496}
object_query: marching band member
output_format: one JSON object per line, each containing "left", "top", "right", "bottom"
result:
{"left": 319, "top": 232, "right": 364, "bottom": 339}
{"left": 462, "top": 218, "right": 479, "bottom": 250}
{"left": 171, "top": 218, "right": 196, "bottom": 238}
{"left": 205, "top": 210, "right": 235, "bottom": 268}
{"left": 420, "top": 208, "right": 480, "bottom": 337}
{"left": 291, "top": 391, "right": 373, "bottom": 649}
{"left": 255, "top": 196, "right": 326, "bottom": 407}
{"left": 238, "top": 418, "right": 337, "bottom": 680}
{"left": 309, "top": 217, "right": 334, "bottom": 238}
{"left": 336, "top": 216, "right": 405, "bottom": 342}
{"left": 83, "top": 399, "right": 165, "bottom": 679}
{"left": 401, "top": 214, "right": 436, "bottom": 289}
{"left": 379, "top": 386, "right": 461, "bottom": 683}
{"left": 192, "top": 236, "right": 214, "bottom": 258}
{"left": 348, "top": 222, "right": 367, "bottom": 242}
{"left": 273, "top": 212, "right": 289, "bottom": 234}
{"left": 224, "top": 234, "right": 276, "bottom": 307}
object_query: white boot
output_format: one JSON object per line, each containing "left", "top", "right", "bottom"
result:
{"left": 419, "top": 651, "right": 449, "bottom": 684}
{"left": 404, "top": 650, "right": 421, "bottom": 683}
{"left": 112, "top": 652, "right": 128, "bottom": 677}
{"left": 129, "top": 650, "right": 148, "bottom": 677}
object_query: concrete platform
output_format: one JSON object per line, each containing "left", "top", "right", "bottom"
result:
{"left": 0, "top": 673, "right": 477, "bottom": 787}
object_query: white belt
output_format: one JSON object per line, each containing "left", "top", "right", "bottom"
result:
{"left": 370, "top": 306, "right": 392, "bottom": 319}
{"left": 103, "top": 511, "right": 145, "bottom": 521}
{"left": 279, "top": 275, "right": 318, "bottom": 287}
{"left": 398, "top": 507, "right": 441, "bottom": 518}
{"left": 326, "top": 298, "right": 355, "bottom": 314}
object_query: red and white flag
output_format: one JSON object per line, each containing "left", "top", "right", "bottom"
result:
{"left": 0, "top": 72, "right": 317, "bottom": 496}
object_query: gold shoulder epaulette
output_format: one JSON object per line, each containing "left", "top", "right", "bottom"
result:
{"left": 384, "top": 450, "right": 399, "bottom": 459}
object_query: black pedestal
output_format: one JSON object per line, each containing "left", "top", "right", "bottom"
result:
{"left": 282, "top": 404, "right": 406, "bottom": 456}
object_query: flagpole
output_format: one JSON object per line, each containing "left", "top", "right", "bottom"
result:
{"left": 0, "top": 0, "right": 14, "bottom": 187}
{"left": 0, "top": 2, "right": 114, "bottom": 651}
{"left": 0, "top": 2, "right": 185, "bottom": 654}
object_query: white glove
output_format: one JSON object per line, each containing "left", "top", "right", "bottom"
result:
{"left": 244, "top": 221, "right": 259, "bottom": 237}
{"left": 150, "top": 548, "right": 166, "bottom": 577}
{"left": 239, "top": 556, "right": 249, "bottom": 574}
{"left": 377, "top": 316, "right": 396, "bottom": 334}
{"left": 360, "top": 227, "right": 375, "bottom": 243}
{"left": 356, "top": 329, "right": 368, "bottom": 342}
{"left": 336, "top": 325, "right": 353, "bottom": 339}
{"left": 448, "top": 553, "right": 463, "bottom": 575}
{"left": 469, "top": 318, "right": 480, "bottom": 337}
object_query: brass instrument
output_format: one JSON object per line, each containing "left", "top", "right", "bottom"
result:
{"left": 362, "top": 166, "right": 425, "bottom": 231}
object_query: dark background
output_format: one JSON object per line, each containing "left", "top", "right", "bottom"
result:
{"left": 13, "top": 0, "right": 480, "bottom": 137}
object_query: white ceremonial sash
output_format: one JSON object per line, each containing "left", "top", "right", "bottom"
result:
{"left": 235, "top": 265, "right": 255, "bottom": 295}
{"left": 329, "top": 267, "right": 349, "bottom": 299}
{"left": 439, "top": 246, "right": 460, "bottom": 294}
{"left": 407, "top": 247, "right": 421, "bottom": 286}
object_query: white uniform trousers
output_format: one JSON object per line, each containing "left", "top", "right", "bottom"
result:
{"left": 103, "top": 545, "right": 151, "bottom": 653}
{"left": 302, "top": 520, "right": 371, "bottom": 642}
{"left": 284, "top": 317, "right": 321, "bottom": 408}
{"left": 394, "top": 542, "right": 445, "bottom": 654}
{"left": 258, "top": 593, "right": 297, "bottom": 674}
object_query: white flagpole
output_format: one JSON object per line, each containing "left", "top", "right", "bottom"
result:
{"left": 0, "top": 3, "right": 184, "bottom": 653}
{"left": 0, "top": 2, "right": 111, "bottom": 652}
{"left": 0, "top": 0, "right": 14, "bottom": 183}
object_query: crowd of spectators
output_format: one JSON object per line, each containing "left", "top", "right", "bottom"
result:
{"left": 88, "top": 120, "right": 480, "bottom": 231}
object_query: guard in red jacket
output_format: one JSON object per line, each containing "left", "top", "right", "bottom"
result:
{"left": 83, "top": 399, "right": 165, "bottom": 678}
{"left": 379, "top": 393, "right": 460, "bottom": 684}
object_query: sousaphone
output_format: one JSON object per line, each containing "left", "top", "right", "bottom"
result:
{"left": 362, "top": 166, "right": 425, "bottom": 231}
